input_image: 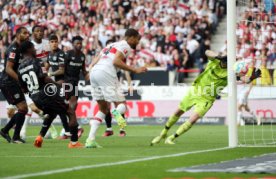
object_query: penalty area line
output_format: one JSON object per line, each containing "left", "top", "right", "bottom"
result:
{"left": 1, "top": 147, "right": 229, "bottom": 179}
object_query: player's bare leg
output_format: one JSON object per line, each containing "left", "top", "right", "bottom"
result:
{"left": 86, "top": 100, "right": 109, "bottom": 148}
{"left": 151, "top": 108, "right": 184, "bottom": 145}
{"left": 244, "top": 105, "right": 261, "bottom": 125}
{"left": 237, "top": 104, "right": 245, "bottom": 126}
{"left": 165, "top": 112, "right": 199, "bottom": 145}
{"left": 7, "top": 107, "right": 16, "bottom": 119}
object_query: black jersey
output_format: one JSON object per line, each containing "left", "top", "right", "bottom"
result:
{"left": 18, "top": 57, "right": 47, "bottom": 96}
{"left": 47, "top": 49, "right": 65, "bottom": 81}
{"left": 64, "top": 50, "right": 86, "bottom": 82}
{"left": 1, "top": 41, "right": 23, "bottom": 83}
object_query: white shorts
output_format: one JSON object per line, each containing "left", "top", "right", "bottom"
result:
{"left": 90, "top": 70, "right": 125, "bottom": 102}
{"left": 238, "top": 94, "right": 248, "bottom": 105}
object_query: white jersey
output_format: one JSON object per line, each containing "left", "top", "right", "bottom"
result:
{"left": 92, "top": 40, "right": 132, "bottom": 77}
{"left": 32, "top": 39, "right": 50, "bottom": 62}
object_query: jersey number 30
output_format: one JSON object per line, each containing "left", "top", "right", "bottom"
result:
{"left": 22, "top": 71, "right": 39, "bottom": 91}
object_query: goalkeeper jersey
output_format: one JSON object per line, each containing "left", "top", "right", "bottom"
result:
{"left": 192, "top": 57, "right": 227, "bottom": 100}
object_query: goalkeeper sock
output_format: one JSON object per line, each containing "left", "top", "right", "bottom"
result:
{"left": 172, "top": 121, "right": 192, "bottom": 139}
{"left": 160, "top": 115, "right": 180, "bottom": 136}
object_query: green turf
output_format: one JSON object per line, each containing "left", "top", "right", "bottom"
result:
{"left": 0, "top": 125, "right": 275, "bottom": 179}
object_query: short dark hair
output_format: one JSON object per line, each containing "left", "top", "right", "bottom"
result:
{"left": 125, "top": 28, "right": 140, "bottom": 38}
{"left": 106, "top": 39, "right": 115, "bottom": 45}
{"left": 16, "top": 27, "right": 27, "bottom": 35}
{"left": 32, "top": 25, "right": 43, "bottom": 33}
{"left": 48, "top": 34, "right": 59, "bottom": 41}
{"left": 20, "top": 41, "right": 34, "bottom": 54}
{"left": 72, "top": 36, "right": 83, "bottom": 43}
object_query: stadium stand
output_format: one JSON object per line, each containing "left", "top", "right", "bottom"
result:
{"left": 0, "top": 0, "right": 227, "bottom": 84}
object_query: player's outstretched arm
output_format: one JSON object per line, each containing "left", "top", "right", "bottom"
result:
{"left": 113, "top": 51, "right": 147, "bottom": 74}
{"left": 48, "top": 67, "right": 64, "bottom": 77}
{"left": 205, "top": 50, "right": 219, "bottom": 58}
{"left": 237, "top": 68, "right": 261, "bottom": 84}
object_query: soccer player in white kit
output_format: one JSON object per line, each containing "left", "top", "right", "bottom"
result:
{"left": 237, "top": 82, "right": 261, "bottom": 126}
{"left": 86, "top": 29, "right": 147, "bottom": 148}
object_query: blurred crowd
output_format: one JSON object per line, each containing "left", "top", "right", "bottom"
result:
{"left": 236, "top": 0, "right": 276, "bottom": 85}
{"left": 0, "top": 0, "right": 226, "bottom": 83}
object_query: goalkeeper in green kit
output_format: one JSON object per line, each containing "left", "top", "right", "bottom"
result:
{"left": 151, "top": 50, "right": 262, "bottom": 145}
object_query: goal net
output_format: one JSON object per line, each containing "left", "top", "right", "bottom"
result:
{"left": 236, "top": 0, "right": 276, "bottom": 146}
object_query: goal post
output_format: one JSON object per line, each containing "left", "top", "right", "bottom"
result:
{"left": 227, "top": 0, "right": 238, "bottom": 148}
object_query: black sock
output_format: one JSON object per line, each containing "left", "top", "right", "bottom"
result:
{"left": 59, "top": 114, "right": 70, "bottom": 133}
{"left": 70, "top": 125, "right": 78, "bottom": 142}
{"left": 174, "top": 133, "right": 179, "bottom": 138}
{"left": 105, "top": 111, "right": 112, "bottom": 128}
{"left": 165, "top": 125, "right": 170, "bottom": 130}
{"left": 40, "top": 116, "right": 54, "bottom": 137}
{"left": 12, "top": 112, "right": 26, "bottom": 139}
{"left": 2, "top": 115, "right": 17, "bottom": 133}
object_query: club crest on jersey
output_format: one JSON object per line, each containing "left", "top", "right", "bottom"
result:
{"left": 9, "top": 52, "right": 16, "bottom": 59}
{"left": 81, "top": 57, "right": 84, "bottom": 61}
{"left": 53, "top": 56, "right": 57, "bottom": 61}
{"left": 123, "top": 49, "right": 128, "bottom": 54}
{"left": 14, "top": 94, "right": 20, "bottom": 99}
{"left": 72, "top": 57, "right": 75, "bottom": 60}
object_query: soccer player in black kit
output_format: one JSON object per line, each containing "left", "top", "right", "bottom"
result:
{"left": 18, "top": 41, "right": 83, "bottom": 148}
{"left": 64, "top": 36, "right": 89, "bottom": 135}
{"left": 0, "top": 27, "right": 29, "bottom": 143}
{"left": 45, "top": 34, "right": 71, "bottom": 139}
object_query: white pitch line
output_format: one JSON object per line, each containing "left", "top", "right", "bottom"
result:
{"left": 0, "top": 155, "right": 146, "bottom": 158}
{"left": 1, "top": 147, "right": 229, "bottom": 179}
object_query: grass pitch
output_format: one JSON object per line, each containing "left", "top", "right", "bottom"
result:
{"left": 0, "top": 125, "right": 275, "bottom": 179}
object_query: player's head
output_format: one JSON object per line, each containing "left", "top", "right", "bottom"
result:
{"left": 49, "top": 34, "right": 59, "bottom": 51}
{"left": 20, "top": 41, "right": 36, "bottom": 58}
{"left": 16, "top": 27, "right": 29, "bottom": 42}
{"left": 218, "top": 51, "right": 227, "bottom": 68}
{"left": 124, "top": 28, "right": 141, "bottom": 49}
{"left": 32, "top": 25, "right": 44, "bottom": 41}
{"left": 72, "top": 36, "right": 83, "bottom": 51}
{"left": 106, "top": 39, "right": 115, "bottom": 46}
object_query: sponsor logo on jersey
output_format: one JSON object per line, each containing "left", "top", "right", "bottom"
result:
{"left": 9, "top": 52, "right": 16, "bottom": 59}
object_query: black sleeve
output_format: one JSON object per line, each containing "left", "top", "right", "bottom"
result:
{"left": 64, "top": 52, "right": 70, "bottom": 68}
{"left": 58, "top": 51, "right": 65, "bottom": 67}
{"left": 6, "top": 46, "right": 18, "bottom": 64}
{"left": 34, "top": 60, "right": 46, "bottom": 79}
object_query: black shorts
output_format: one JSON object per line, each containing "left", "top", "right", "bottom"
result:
{"left": 64, "top": 79, "right": 78, "bottom": 100}
{"left": 31, "top": 91, "right": 68, "bottom": 115}
{"left": 0, "top": 82, "right": 25, "bottom": 105}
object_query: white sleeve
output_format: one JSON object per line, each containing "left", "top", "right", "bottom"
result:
{"left": 115, "top": 43, "right": 131, "bottom": 58}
